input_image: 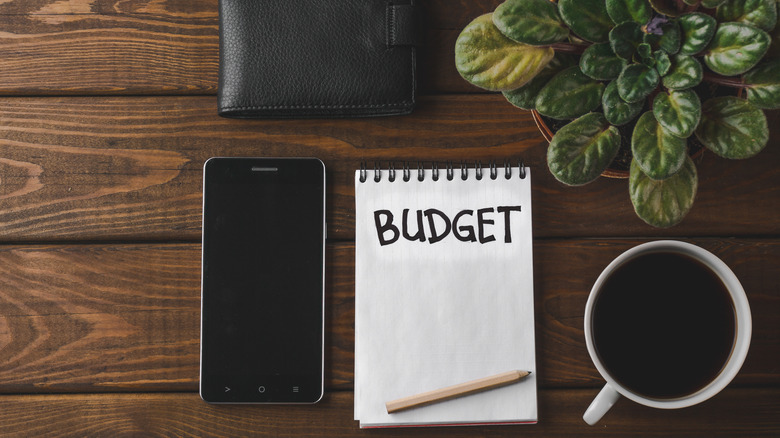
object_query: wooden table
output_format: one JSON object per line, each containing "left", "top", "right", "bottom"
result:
{"left": 0, "top": 1, "right": 777, "bottom": 436}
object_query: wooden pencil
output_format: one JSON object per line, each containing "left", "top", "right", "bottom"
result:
{"left": 386, "top": 370, "right": 532, "bottom": 414}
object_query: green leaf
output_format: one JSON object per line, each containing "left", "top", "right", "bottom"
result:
{"left": 743, "top": 59, "right": 780, "bottom": 109}
{"left": 547, "top": 113, "right": 621, "bottom": 185}
{"left": 678, "top": 13, "right": 717, "bottom": 55}
{"left": 503, "top": 71, "right": 554, "bottom": 110}
{"left": 644, "top": 20, "right": 682, "bottom": 54}
{"left": 558, "top": 0, "right": 614, "bottom": 43}
{"left": 662, "top": 55, "right": 703, "bottom": 90}
{"left": 695, "top": 96, "right": 769, "bottom": 159}
{"left": 617, "top": 63, "right": 660, "bottom": 103}
{"left": 579, "top": 42, "right": 627, "bottom": 80}
{"left": 610, "top": 21, "right": 644, "bottom": 59}
{"left": 535, "top": 66, "right": 605, "bottom": 119}
{"left": 493, "top": 0, "right": 569, "bottom": 45}
{"left": 606, "top": 0, "right": 652, "bottom": 25}
{"left": 648, "top": 0, "right": 698, "bottom": 16}
{"left": 602, "top": 80, "right": 644, "bottom": 125}
{"left": 629, "top": 156, "right": 698, "bottom": 228}
{"left": 503, "top": 55, "right": 575, "bottom": 109}
{"left": 654, "top": 50, "right": 671, "bottom": 75}
{"left": 455, "top": 14, "right": 555, "bottom": 91}
{"left": 504, "top": 53, "right": 581, "bottom": 109}
{"left": 632, "top": 111, "right": 687, "bottom": 180}
{"left": 653, "top": 89, "right": 701, "bottom": 138}
{"left": 716, "top": 0, "right": 778, "bottom": 32}
{"left": 657, "top": 21, "right": 682, "bottom": 54}
{"left": 638, "top": 43, "right": 652, "bottom": 59}
{"left": 704, "top": 22, "right": 770, "bottom": 76}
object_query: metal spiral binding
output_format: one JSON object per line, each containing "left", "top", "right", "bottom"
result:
{"left": 359, "top": 160, "right": 526, "bottom": 183}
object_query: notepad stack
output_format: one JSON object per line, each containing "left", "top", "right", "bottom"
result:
{"left": 353, "top": 162, "right": 538, "bottom": 428}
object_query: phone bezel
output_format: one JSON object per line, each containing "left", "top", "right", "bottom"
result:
{"left": 198, "top": 157, "right": 326, "bottom": 404}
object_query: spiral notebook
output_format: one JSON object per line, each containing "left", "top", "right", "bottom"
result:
{"left": 354, "top": 161, "right": 537, "bottom": 428}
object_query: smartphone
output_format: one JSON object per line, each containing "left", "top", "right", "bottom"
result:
{"left": 200, "top": 157, "right": 325, "bottom": 403}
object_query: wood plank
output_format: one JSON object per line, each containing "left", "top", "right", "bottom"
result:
{"left": 0, "top": 95, "right": 777, "bottom": 241}
{"left": 0, "top": 1, "right": 495, "bottom": 95}
{"left": 0, "top": 13, "right": 218, "bottom": 94}
{"left": 0, "top": 239, "right": 776, "bottom": 393}
{"left": 0, "top": 243, "right": 201, "bottom": 392}
{"left": 0, "top": 388, "right": 776, "bottom": 436}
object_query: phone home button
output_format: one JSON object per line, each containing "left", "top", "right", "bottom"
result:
{"left": 258, "top": 386, "right": 266, "bottom": 393}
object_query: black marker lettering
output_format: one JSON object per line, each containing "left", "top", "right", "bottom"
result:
{"left": 452, "top": 209, "right": 477, "bottom": 242}
{"left": 477, "top": 208, "right": 496, "bottom": 244}
{"left": 497, "top": 206, "right": 522, "bottom": 243}
{"left": 373, "top": 206, "right": 521, "bottom": 245}
{"left": 402, "top": 208, "right": 426, "bottom": 242}
{"left": 374, "top": 210, "right": 399, "bottom": 246}
{"left": 424, "top": 209, "right": 452, "bottom": 244}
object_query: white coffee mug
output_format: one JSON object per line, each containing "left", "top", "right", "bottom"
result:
{"left": 582, "top": 240, "right": 752, "bottom": 425}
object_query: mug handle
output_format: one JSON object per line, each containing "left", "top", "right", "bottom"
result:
{"left": 583, "top": 384, "right": 621, "bottom": 425}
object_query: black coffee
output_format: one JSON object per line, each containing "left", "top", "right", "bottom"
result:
{"left": 592, "top": 251, "right": 735, "bottom": 399}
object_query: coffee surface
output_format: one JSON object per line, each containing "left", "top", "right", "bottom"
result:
{"left": 592, "top": 252, "right": 735, "bottom": 399}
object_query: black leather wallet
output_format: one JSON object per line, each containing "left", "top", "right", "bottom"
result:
{"left": 218, "top": 0, "right": 423, "bottom": 118}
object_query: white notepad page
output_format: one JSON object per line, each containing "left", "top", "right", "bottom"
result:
{"left": 354, "top": 166, "right": 537, "bottom": 428}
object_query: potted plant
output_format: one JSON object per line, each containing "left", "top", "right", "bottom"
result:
{"left": 455, "top": 0, "right": 779, "bottom": 227}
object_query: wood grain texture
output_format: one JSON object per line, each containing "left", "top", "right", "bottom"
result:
{"left": 0, "top": 96, "right": 777, "bottom": 241}
{"left": 0, "top": 243, "right": 201, "bottom": 392}
{"left": 0, "top": 389, "right": 776, "bottom": 437}
{"left": 0, "top": 0, "right": 498, "bottom": 95}
{"left": 0, "top": 239, "right": 776, "bottom": 393}
{"left": 0, "top": 3, "right": 218, "bottom": 95}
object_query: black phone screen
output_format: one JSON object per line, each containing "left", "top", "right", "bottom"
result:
{"left": 200, "top": 157, "right": 325, "bottom": 403}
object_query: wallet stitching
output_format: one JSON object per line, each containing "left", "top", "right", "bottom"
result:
{"left": 386, "top": 3, "right": 395, "bottom": 47}
{"left": 221, "top": 49, "right": 416, "bottom": 112}
{"left": 222, "top": 103, "right": 412, "bottom": 110}
{"left": 388, "top": 3, "right": 421, "bottom": 48}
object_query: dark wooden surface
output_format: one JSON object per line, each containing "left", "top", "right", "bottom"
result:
{"left": 0, "top": 1, "right": 777, "bottom": 436}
